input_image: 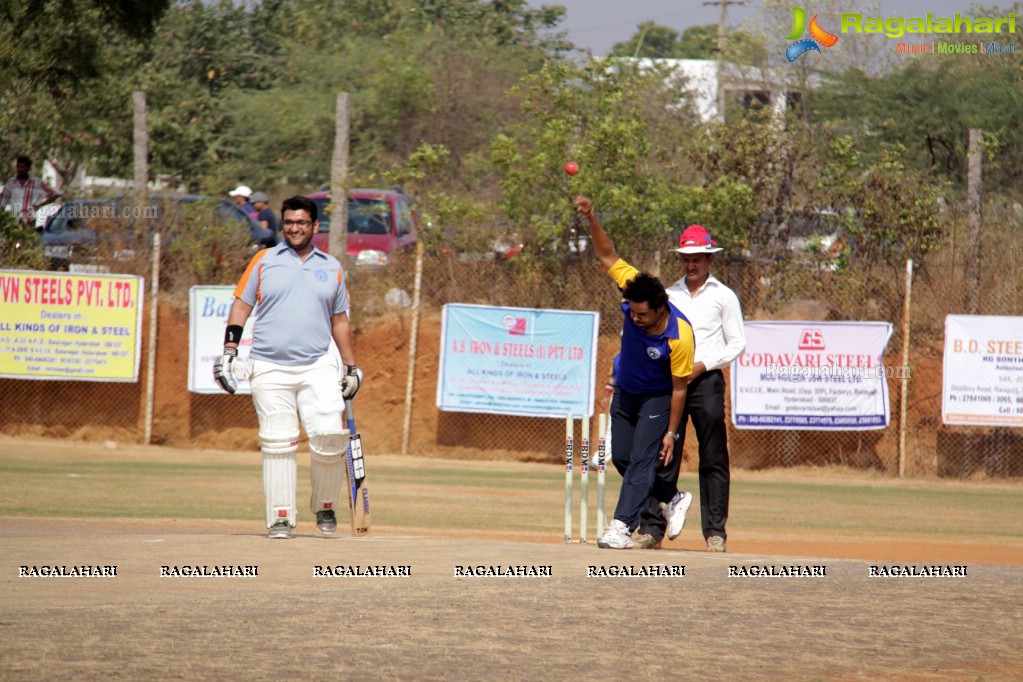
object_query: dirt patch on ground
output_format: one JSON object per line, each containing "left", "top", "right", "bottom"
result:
{"left": 3, "top": 517, "right": 1022, "bottom": 682}
{"left": 2, "top": 437, "right": 1022, "bottom": 679}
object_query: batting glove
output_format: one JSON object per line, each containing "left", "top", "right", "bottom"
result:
{"left": 341, "top": 364, "right": 363, "bottom": 399}
{"left": 213, "top": 347, "right": 238, "bottom": 394}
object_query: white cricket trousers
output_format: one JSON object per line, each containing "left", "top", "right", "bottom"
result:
{"left": 249, "top": 354, "right": 347, "bottom": 528}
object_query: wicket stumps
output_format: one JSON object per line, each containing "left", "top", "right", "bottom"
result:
{"left": 597, "top": 412, "right": 607, "bottom": 534}
{"left": 564, "top": 413, "right": 608, "bottom": 544}
{"left": 564, "top": 414, "right": 573, "bottom": 543}
{"left": 579, "top": 416, "right": 589, "bottom": 544}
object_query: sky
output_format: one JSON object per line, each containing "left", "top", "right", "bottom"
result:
{"left": 526, "top": 1, "right": 1020, "bottom": 55}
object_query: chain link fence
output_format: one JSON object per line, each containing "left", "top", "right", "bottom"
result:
{"left": 1, "top": 203, "right": 1021, "bottom": 478}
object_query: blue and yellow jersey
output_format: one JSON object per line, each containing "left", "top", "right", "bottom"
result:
{"left": 607, "top": 258, "right": 695, "bottom": 394}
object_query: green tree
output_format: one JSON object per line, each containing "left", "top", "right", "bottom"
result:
{"left": 3, "top": 0, "right": 569, "bottom": 194}
{"left": 110, "top": 0, "right": 291, "bottom": 189}
{"left": 811, "top": 58, "right": 1023, "bottom": 193}
{"left": 0, "top": 0, "right": 171, "bottom": 185}
{"left": 610, "top": 22, "right": 684, "bottom": 58}
{"left": 0, "top": 210, "right": 47, "bottom": 269}
{"left": 816, "top": 137, "right": 948, "bottom": 266}
{"left": 208, "top": 0, "right": 564, "bottom": 194}
{"left": 610, "top": 22, "right": 767, "bottom": 64}
{"left": 490, "top": 59, "right": 755, "bottom": 262}
{"left": 0, "top": 0, "right": 168, "bottom": 90}
{"left": 129, "top": 0, "right": 566, "bottom": 192}
{"left": 684, "top": 116, "right": 814, "bottom": 255}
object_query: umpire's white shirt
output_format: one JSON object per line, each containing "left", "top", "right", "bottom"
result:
{"left": 666, "top": 273, "right": 746, "bottom": 372}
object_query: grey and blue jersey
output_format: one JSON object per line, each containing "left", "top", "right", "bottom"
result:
{"left": 233, "top": 245, "right": 350, "bottom": 365}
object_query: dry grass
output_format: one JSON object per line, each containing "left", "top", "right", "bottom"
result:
{"left": 2, "top": 436, "right": 1023, "bottom": 680}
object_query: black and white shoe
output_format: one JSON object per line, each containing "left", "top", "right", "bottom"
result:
{"left": 316, "top": 510, "right": 337, "bottom": 535}
{"left": 268, "top": 520, "right": 292, "bottom": 539}
{"left": 597, "top": 520, "right": 634, "bottom": 549}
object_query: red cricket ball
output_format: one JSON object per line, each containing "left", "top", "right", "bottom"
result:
{"left": 564, "top": 161, "right": 579, "bottom": 176}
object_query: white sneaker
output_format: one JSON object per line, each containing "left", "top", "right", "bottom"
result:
{"left": 597, "top": 519, "right": 634, "bottom": 549}
{"left": 664, "top": 491, "right": 693, "bottom": 540}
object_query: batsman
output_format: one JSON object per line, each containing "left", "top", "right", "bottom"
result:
{"left": 213, "top": 195, "right": 363, "bottom": 539}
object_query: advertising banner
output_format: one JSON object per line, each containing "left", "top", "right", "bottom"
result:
{"left": 189, "top": 285, "right": 254, "bottom": 394}
{"left": 732, "top": 321, "right": 893, "bottom": 430}
{"left": 437, "top": 303, "right": 599, "bottom": 418}
{"left": 0, "top": 270, "right": 144, "bottom": 381}
{"left": 188, "top": 285, "right": 345, "bottom": 394}
{"left": 942, "top": 315, "right": 1023, "bottom": 427}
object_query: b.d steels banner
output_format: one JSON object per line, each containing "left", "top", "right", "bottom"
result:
{"left": 732, "top": 321, "right": 893, "bottom": 430}
{"left": 0, "top": 270, "right": 143, "bottom": 381}
{"left": 437, "top": 303, "right": 599, "bottom": 418}
{"left": 942, "top": 315, "right": 1023, "bottom": 427}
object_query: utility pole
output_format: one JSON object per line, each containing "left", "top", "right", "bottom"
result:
{"left": 330, "top": 92, "right": 350, "bottom": 260}
{"left": 132, "top": 92, "right": 148, "bottom": 202}
{"left": 964, "top": 129, "right": 983, "bottom": 314}
{"left": 703, "top": 0, "right": 745, "bottom": 122}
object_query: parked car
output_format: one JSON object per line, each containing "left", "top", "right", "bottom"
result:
{"left": 786, "top": 208, "right": 840, "bottom": 253}
{"left": 308, "top": 189, "right": 418, "bottom": 267}
{"left": 434, "top": 219, "right": 524, "bottom": 262}
{"left": 40, "top": 194, "right": 275, "bottom": 271}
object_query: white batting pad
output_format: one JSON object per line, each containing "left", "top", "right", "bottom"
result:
{"left": 259, "top": 410, "right": 300, "bottom": 456}
{"left": 257, "top": 410, "right": 299, "bottom": 527}
{"left": 309, "top": 432, "right": 349, "bottom": 514}
{"left": 263, "top": 452, "right": 297, "bottom": 528}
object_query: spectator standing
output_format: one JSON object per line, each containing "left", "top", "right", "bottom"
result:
{"left": 250, "top": 191, "right": 279, "bottom": 236}
{"left": 1, "top": 156, "right": 60, "bottom": 227}
{"left": 228, "top": 185, "right": 257, "bottom": 218}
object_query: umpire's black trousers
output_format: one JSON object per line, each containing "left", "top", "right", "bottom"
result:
{"left": 638, "top": 369, "right": 730, "bottom": 541}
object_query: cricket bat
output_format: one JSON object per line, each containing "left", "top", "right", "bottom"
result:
{"left": 344, "top": 398, "right": 371, "bottom": 535}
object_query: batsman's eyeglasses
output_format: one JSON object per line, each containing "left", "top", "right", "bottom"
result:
{"left": 282, "top": 219, "right": 314, "bottom": 228}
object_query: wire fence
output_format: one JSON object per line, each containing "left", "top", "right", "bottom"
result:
{"left": 1, "top": 205, "right": 1021, "bottom": 478}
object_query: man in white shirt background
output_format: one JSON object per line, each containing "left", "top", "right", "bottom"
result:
{"left": 634, "top": 224, "right": 746, "bottom": 552}
{"left": 1, "top": 156, "right": 60, "bottom": 227}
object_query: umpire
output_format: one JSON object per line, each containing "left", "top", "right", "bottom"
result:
{"left": 635, "top": 225, "right": 746, "bottom": 552}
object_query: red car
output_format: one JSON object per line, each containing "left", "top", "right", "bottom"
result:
{"left": 309, "top": 189, "right": 418, "bottom": 267}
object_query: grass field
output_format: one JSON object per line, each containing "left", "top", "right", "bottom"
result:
{"left": 2, "top": 436, "right": 1022, "bottom": 681}
{"left": 2, "top": 436, "right": 1021, "bottom": 559}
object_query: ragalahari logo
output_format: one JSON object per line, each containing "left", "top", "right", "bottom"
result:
{"left": 786, "top": 7, "right": 839, "bottom": 62}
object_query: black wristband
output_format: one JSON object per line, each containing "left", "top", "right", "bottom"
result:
{"left": 225, "top": 325, "right": 244, "bottom": 344}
